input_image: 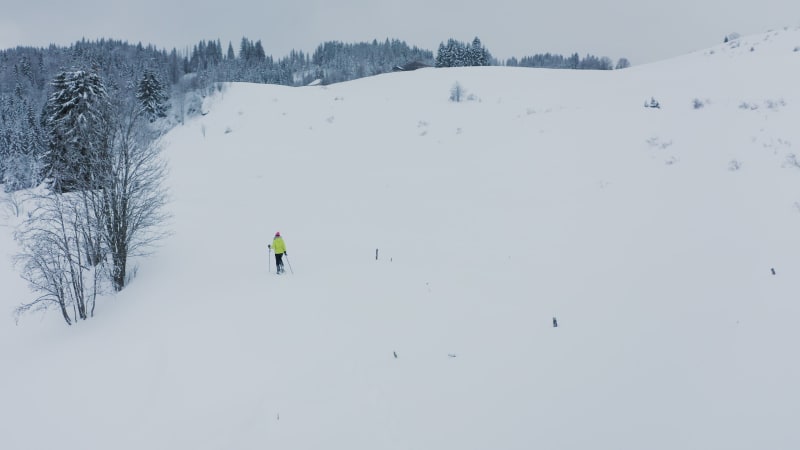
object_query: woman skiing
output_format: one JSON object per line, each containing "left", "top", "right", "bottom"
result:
{"left": 271, "top": 232, "right": 287, "bottom": 274}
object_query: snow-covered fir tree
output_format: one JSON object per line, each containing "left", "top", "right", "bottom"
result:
{"left": 468, "top": 37, "right": 490, "bottom": 66}
{"left": 435, "top": 42, "right": 448, "bottom": 67}
{"left": 1, "top": 101, "right": 43, "bottom": 191}
{"left": 136, "top": 69, "right": 169, "bottom": 122}
{"left": 41, "top": 69, "right": 110, "bottom": 193}
{"left": 436, "top": 37, "right": 492, "bottom": 67}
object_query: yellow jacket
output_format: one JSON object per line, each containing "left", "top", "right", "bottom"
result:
{"left": 272, "top": 236, "right": 286, "bottom": 254}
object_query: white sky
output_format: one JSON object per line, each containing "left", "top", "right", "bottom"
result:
{"left": 1, "top": 0, "right": 799, "bottom": 64}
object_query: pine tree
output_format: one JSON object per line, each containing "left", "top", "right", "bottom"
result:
{"left": 136, "top": 69, "right": 169, "bottom": 122}
{"left": 254, "top": 41, "right": 267, "bottom": 61}
{"left": 3, "top": 101, "right": 43, "bottom": 191}
{"left": 436, "top": 38, "right": 492, "bottom": 68}
{"left": 451, "top": 39, "right": 467, "bottom": 67}
{"left": 435, "top": 42, "right": 448, "bottom": 67}
{"left": 240, "top": 37, "right": 252, "bottom": 61}
{"left": 41, "top": 69, "right": 110, "bottom": 193}
{"left": 469, "top": 37, "right": 489, "bottom": 66}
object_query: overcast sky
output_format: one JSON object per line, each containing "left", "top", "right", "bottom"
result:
{"left": 1, "top": 0, "right": 799, "bottom": 65}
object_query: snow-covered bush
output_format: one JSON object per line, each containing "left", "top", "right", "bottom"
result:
{"left": 739, "top": 102, "right": 758, "bottom": 110}
{"left": 725, "top": 32, "right": 742, "bottom": 42}
{"left": 184, "top": 91, "right": 204, "bottom": 117}
{"left": 644, "top": 97, "right": 660, "bottom": 108}
{"left": 646, "top": 137, "right": 673, "bottom": 149}
{"left": 765, "top": 99, "right": 786, "bottom": 110}
{"left": 784, "top": 154, "right": 800, "bottom": 169}
{"left": 417, "top": 120, "right": 429, "bottom": 136}
{"left": 0, "top": 190, "right": 25, "bottom": 218}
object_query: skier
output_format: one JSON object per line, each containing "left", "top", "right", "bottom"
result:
{"left": 271, "top": 232, "right": 287, "bottom": 274}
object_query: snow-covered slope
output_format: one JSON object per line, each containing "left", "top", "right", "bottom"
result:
{"left": 2, "top": 29, "right": 800, "bottom": 450}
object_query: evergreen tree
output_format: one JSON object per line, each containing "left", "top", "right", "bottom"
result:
{"left": 436, "top": 38, "right": 491, "bottom": 67}
{"left": 136, "top": 69, "right": 169, "bottom": 122}
{"left": 435, "top": 42, "right": 448, "bottom": 67}
{"left": 568, "top": 53, "right": 580, "bottom": 69}
{"left": 3, "top": 101, "right": 43, "bottom": 191}
{"left": 240, "top": 38, "right": 253, "bottom": 61}
{"left": 41, "top": 69, "right": 110, "bottom": 193}
{"left": 469, "top": 37, "right": 490, "bottom": 66}
{"left": 253, "top": 41, "right": 267, "bottom": 61}
{"left": 451, "top": 39, "right": 468, "bottom": 67}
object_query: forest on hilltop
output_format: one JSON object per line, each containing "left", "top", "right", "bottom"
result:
{"left": 1, "top": 36, "right": 623, "bottom": 193}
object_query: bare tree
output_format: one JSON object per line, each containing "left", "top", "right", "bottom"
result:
{"left": 14, "top": 191, "right": 101, "bottom": 325}
{"left": 97, "top": 99, "right": 170, "bottom": 291}
{"left": 450, "top": 82, "right": 465, "bottom": 102}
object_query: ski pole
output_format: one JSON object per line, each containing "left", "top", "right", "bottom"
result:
{"left": 268, "top": 244, "right": 272, "bottom": 272}
{"left": 285, "top": 254, "right": 294, "bottom": 274}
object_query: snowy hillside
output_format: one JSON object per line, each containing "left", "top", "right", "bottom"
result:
{"left": 2, "top": 29, "right": 800, "bottom": 450}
